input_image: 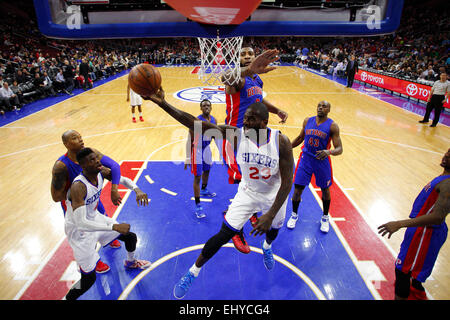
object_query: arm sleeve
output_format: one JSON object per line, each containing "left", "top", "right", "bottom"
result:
{"left": 100, "top": 155, "right": 121, "bottom": 185}
{"left": 185, "top": 133, "right": 192, "bottom": 162}
{"left": 119, "top": 176, "right": 138, "bottom": 190}
{"left": 73, "top": 205, "right": 114, "bottom": 232}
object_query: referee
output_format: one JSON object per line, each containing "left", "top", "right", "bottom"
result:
{"left": 419, "top": 72, "right": 449, "bottom": 127}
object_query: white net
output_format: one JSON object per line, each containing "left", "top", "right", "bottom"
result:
{"left": 196, "top": 36, "right": 243, "bottom": 86}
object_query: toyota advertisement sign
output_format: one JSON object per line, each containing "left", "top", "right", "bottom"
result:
{"left": 355, "top": 70, "right": 450, "bottom": 108}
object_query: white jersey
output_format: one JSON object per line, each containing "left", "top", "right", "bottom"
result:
{"left": 65, "top": 172, "right": 104, "bottom": 225}
{"left": 236, "top": 127, "right": 281, "bottom": 193}
{"left": 225, "top": 127, "right": 287, "bottom": 231}
{"left": 64, "top": 172, "right": 119, "bottom": 273}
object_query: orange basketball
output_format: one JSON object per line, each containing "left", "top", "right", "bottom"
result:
{"left": 128, "top": 63, "right": 162, "bottom": 97}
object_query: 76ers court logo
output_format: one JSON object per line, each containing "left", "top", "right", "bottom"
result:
{"left": 174, "top": 86, "right": 266, "bottom": 103}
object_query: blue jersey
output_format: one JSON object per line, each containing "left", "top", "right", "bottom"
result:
{"left": 396, "top": 175, "right": 449, "bottom": 282}
{"left": 409, "top": 175, "right": 450, "bottom": 220}
{"left": 190, "top": 114, "right": 217, "bottom": 176}
{"left": 302, "top": 116, "right": 333, "bottom": 157}
{"left": 225, "top": 74, "right": 263, "bottom": 127}
{"left": 196, "top": 114, "right": 217, "bottom": 149}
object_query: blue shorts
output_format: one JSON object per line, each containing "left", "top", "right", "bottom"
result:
{"left": 395, "top": 223, "right": 448, "bottom": 282}
{"left": 191, "top": 145, "right": 212, "bottom": 177}
{"left": 293, "top": 152, "right": 333, "bottom": 189}
{"left": 191, "top": 162, "right": 212, "bottom": 177}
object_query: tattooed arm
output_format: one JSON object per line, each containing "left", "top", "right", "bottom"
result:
{"left": 51, "top": 160, "right": 69, "bottom": 202}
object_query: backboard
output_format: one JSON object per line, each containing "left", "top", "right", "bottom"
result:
{"left": 33, "top": 0, "right": 405, "bottom": 39}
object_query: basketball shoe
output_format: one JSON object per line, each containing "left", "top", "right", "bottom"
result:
{"left": 408, "top": 285, "right": 428, "bottom": 300}
{"left": 139, "top": 116, "right": 144, "bottom": 122}
{"left": 109, "top": 239, "right": 121, "bottom": 248}
{"left": 287, "top": 213, "right": 298, "bottom": 229}
{"left": 232, "top": 231, "right": 250, "bottom": 254}
{"left": 320, "top": 215, "right": 330, "bottom": 233}
{"left": 262, "top": 244, "right": 275, "bottom": 270}
{"left": 95, "top": 260, "right": 110, "bottom": 274}
{"left": 195, "top": 204, "right": 205, "bottom": 218}
{"left": 174, "top": 271, "right": 197, "bottom": 299}
{"left": 124, "top": 259, "right": 151, "bottom": 269}
{"left": 200, "top": 188, "right": 216, "bottom": 197}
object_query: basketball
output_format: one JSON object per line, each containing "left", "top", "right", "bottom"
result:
{"left": 128, "top": 63, "right": 162, "bottom": 97}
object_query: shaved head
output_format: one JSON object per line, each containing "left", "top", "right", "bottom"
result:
{"left": 61, "top": 130, "right": 84, "bottom": 151}
{"left": 62, "top": 130, "right": 79, "bottom": 143}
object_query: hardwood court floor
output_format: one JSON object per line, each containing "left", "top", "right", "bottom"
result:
{"left": 0, "top": 66, "right": 448, "bottom": 300}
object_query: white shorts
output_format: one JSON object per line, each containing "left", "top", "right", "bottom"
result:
{"left": 224, "top": 182, "right": 287, "bottom": 232}
{"left": 130, "top": 89, "right": 143, "bottom": 106}
{"left": 65, "top": 216, "right": 120, "bottom": 273}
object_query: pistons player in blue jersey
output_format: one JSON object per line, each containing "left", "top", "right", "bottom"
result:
{"left": 185, "top": 99, "right": 217, "bottom": 218}
{"left": 51, "top": 130, "right": 148, "bottom": 273}
{"left": 221, "top": 46, "right": 289, "bottom": 253}
{"left": 287, "top": 101, "right": 343, "bottom": 233}
{"left": 378, "top": 148, "right": 450, "bottom": 300}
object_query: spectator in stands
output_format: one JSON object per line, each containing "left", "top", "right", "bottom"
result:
{"left": 42, "top": 71, "right": 56, "bottom": 96}
{"left": 0, "top": 82, "right": 21, "bottom": 111}
{"left": 54, "top": 68, "right": 71, "bottom": 95}
{"left": 420, "top": 65, "right": 436, "bottom": 81}
{"left": 14, "top": 70, "right": 28, "bottom": 84}
{"left": 10, "top": 80, "right": 25, "bottom": 106}
{"left": 33, "top": 72, "right": 47, "bottom": 98}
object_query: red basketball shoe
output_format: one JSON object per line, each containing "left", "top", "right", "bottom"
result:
{"left": 109, "top": 239, "right": 121, "bottom": 248}
{"left": 232, "top": 231, "right": 250, "bottom": 254}
{"left": 95, "top": 260, "right": 110, "bottom": 274}
{"left": 408, "top": 286, "right": 428, "bottom": 300}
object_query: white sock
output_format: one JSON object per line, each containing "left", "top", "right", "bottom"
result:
{"left": 127, "top": 251, "right": 135, "bottom": 261}
{"left": 189, "top": 263, "right": 201, "bottom": 277}
{"left": 263, "top": 240, "right": 271, "bottom": 250}
{"left": 139, "top": 112, "right": 142, "bottom": 116}
{"left": 291, "top": 212, "right": 298, "bottom": 218}
{"left": 132, "top": 114, "right": 135, "bottom": 119}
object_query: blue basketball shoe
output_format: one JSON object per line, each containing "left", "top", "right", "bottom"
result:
{"left": 200, "top": 188, "right": 216, "bottom": 197}
{"left": 262, "top": 245, "right": 275, "bottom": 270}
{"left": 173, "top": 271, "right": 197, "bottom": 299}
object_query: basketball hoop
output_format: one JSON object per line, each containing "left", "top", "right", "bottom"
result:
{"left": 197, "top": 35, "right": 243, "bottom": 86}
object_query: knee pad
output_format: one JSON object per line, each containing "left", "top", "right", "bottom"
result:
{"left": 201, "top": 223, "right": 236, "bottom": 259}
{"left": 394, "top": 268, "right": 411, "bottom": 299}
{"left": 119, "top": 232, "right": 137, "bottom": 252}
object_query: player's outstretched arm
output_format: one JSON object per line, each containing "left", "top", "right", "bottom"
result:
{"left": 262, "top": 98, "right": 288, "bottom": 124}
{"left": 222, "top": 49, "right": 279, "bottom": 89}
{"left": 378, "top": 179, "right": 450, "bottom": 238}
{"left": 143, "top": 87, "right": 238, "bottom": 140}
{"left": 51, "top": 160, "right": 69, "bottom": 202}
{"left": 250, "top": 133, "right": 294, "bottom": 236}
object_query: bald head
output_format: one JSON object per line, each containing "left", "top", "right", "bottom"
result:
{"left": 317, "top": 100, "right": 331, "bottom": 118}
{"left": 62, "top": 130, "right": 78, "bottom": 144}
{"left": 62, "top": 130, "right": 84, "bottom": 151}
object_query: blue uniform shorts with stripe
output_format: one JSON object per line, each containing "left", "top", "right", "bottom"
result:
{"left": 294, "top": 152, "right": 333, "bottom": 189}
